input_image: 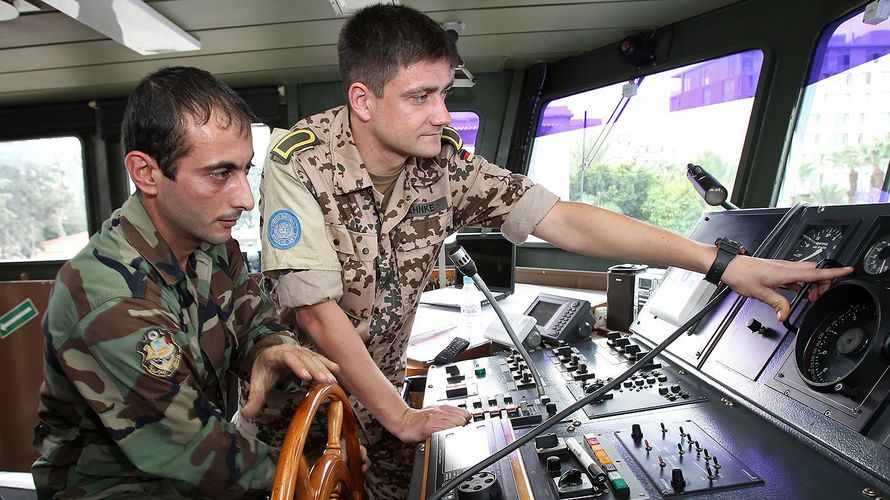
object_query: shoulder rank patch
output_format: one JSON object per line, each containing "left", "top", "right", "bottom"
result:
{"left": 138, "top": 328, "right": 182, "bottom": 378}
{"left": 268, "top": 209, "right": 302, "bottom": 249}
{"left": 270, "top": 129, "right": 320, "bottom": 163}
{"left": 441, "top": 126, "right": 463, "bottom": 151}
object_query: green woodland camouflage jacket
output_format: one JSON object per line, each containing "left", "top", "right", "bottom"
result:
{"left": 32, "top": 194, "right": 297, "bottom": 499}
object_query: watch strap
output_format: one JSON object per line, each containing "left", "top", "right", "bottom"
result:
{"left": 705, "top": 237, "right": 746, "bottom": 284}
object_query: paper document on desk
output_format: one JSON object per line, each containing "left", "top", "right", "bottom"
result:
{"left": 408, "top": 308, "right": 489, "bottom": 363}
{"left": 410, "top": 308, "right": 459, "bottom": 344}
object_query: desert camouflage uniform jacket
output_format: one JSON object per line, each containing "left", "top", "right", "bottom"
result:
{"left": 32, "top": 194, "right": 297, "bottom": 499}
{"left": 259, "top": 105, "right": 559, "bottom": 445}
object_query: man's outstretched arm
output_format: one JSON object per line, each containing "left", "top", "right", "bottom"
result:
{"left": 533, "top": 201, "right": 853, "bottom": 320}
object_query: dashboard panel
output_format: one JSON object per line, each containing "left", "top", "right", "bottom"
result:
{"left": 412, "top": 202, "right": 890, "bottom": 500}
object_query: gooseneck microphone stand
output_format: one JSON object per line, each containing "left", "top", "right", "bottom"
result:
{"left": 449, "top": 246, "right": 545, "bottom": 399}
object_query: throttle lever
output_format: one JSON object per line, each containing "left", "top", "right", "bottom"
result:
{"left": 782, "top": 258, "right": 842, "bottom": 333}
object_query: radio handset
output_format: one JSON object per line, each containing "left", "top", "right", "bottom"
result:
{"left": 524, "top": 293, "right": 595, "bottom": 344}
{"left": 449, "top": 246, "right": 546, "bottom": 398}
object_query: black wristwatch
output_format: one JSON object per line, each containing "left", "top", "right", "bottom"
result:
{"left": 705, "top": 237, "right": 747, "bottom": 284}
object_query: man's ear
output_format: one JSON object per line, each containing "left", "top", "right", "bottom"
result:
{"left": 347, "top": 82, "right": 374, "bottom": 123}
{"left": 124, "top": 151, "right": 161, "bottom": 195}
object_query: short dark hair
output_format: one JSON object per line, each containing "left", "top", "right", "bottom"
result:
{"left": 121, "top": 66, "right": 254, "bottom": 180}
{"left": 338, "top": 5, "right": 459, "bottom": 97}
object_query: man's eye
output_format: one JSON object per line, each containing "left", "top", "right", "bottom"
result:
{"left": 211, "top": 170, "right": 230, "bottom": 180}
{"left": 412, "top": 94, "right": 429, "bottom": 104}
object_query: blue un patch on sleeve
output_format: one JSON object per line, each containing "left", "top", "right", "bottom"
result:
{"left": 268, "top": 209, "right": 302, "bottom": 249}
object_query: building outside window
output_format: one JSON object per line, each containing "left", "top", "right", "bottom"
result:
{"left": 777, "top": 11, "right": 890, "bottom": 206}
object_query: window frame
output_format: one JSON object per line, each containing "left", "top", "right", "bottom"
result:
{"left": 775, "top": 4, "right": 889, "bottom": 207}
{"left": 0, "top": 132, "right": 96, "bottom": 280}
{"left": 524, "top": 46, "right": 770, "bottom": 240}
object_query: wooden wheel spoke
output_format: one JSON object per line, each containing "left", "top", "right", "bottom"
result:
{"left": 270, "top": 383, "right": 365, "bottom": 500}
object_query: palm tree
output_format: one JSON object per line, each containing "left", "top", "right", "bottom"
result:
{"left": 828, "top": 146, "right": 863, "bottom": 203}
{"left": 859, "top": 134, "right": 890, "bottom": 201}
{"left": 810, "top": 184, "right": 846, "bottom": 206}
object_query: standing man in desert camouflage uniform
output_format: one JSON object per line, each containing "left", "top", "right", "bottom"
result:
{"left": 257, "top": 5, "right": 852, "bottom": 499}
{"left": 32, "top": 66, "right": 340, "bottom": 499}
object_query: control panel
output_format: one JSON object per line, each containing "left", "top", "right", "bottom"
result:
{"left": 410, "top": 202, "right": 890, "bottom": 500}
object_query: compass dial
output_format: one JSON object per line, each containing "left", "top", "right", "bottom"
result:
{"left": 862, "top": 235, "right": 890, "bottom": 275}
{"left": 789, "top": 225, "right": 846, "bottom": 262}
{"left": 800, "top": 300, "right": 875, "bottom": 385}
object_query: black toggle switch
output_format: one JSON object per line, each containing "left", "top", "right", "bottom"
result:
{"left": 614, "top": 338, "right": 631, "bottom": 347}
{"left": 577, "top": 363, "right": 588, "bottom": 374}
{"left": 624, "top": 344, "right": 641, "bottom": 355}
{"left": 671, "top": 468, "right": 686, "bottom": 492}
{"left": 607, "top": 331, "right": 622, "bottom": 341}
{"left": 547, "top": 456, "right": 562, "bottom": 475}
{"left": 446, "top": 365, "right": 460, "bottom": 376}
{"left": 631, "top": 423, "right": 643, "bottom": 441}
{"left": 746, "top": 318, "right": 767, "bottom": 334}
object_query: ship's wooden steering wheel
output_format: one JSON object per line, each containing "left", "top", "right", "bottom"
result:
{"left": 270, "top": 383, "right": 365, "bottom": 500}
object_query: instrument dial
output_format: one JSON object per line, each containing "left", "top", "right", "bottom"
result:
{"left": 862, "top": 235, "right": 890, "bottom": 275}
{"left": 789, "top": 225, "right": 846, "bottom": 262}
{"left": 801, "top": 300, "right": 875, "bottom": 385}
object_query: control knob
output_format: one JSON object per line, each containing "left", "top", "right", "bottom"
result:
{"left": 546, "top": 402, "right": 558, "bottom": 416}
{"left": 546, "top": 456, "right": 561, "bottom": 475}
{"left": 670, "top": 468, "right": 686, "bottom": 492}
{"left": 457, "top": 471, "right": 503, "bottom": 500}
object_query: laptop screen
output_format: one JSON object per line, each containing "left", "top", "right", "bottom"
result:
{"left": 454, "top": 232, "right": 516, "bottom": 293}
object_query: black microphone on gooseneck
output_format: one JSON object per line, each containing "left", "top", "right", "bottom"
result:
{"left": 449, "top": 246, "right": 545, "bottom": 398}
{"left": 686, "top": 163, "right": 738, "bottom": 210}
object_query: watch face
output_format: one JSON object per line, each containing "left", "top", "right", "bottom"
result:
{"left": 788, "top": 225, "right": 847, "bottom": 263}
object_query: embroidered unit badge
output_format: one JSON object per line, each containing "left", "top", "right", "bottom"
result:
{"left": 268, "top": 209, "right": 302, "bottom": 249}
{"left": 138, "top": 328, "right": 182, "bottom": 378}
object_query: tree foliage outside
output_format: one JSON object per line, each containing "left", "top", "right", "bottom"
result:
{"left": 568, "top": 138, "right": 735, "bottom": 236}
{"left": 0, "top": 137, "right": 88, "bottom": 261}
{"left": 796, "top": 133, "right": 890, "bottom": 205}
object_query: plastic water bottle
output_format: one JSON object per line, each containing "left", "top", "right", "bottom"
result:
{"left": 459, "top": 275, "right": 483, "bottom": 336}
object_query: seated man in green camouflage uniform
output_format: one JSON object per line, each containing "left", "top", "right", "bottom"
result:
{"left": 32, "top": 66, "right": 341, "bottom": 499}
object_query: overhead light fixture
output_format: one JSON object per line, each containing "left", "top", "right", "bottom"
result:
{"left": 442, "top": 21, "right": 476, "bottom": 88}
{"left": 453, "top": 64, "right": 476, "bottom": 88}
{"left": 0, "top": 0, "right": 19, "bottom": 21}
{"left": 42, "top": 0, "right": 201, "bottom": 55}
{"left": 329, "top": 0, "right": 398, "bottom": 17}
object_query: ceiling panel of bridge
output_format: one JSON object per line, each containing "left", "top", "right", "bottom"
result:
{"left": 0, "top": 0, "right": 743, "bottom": 106}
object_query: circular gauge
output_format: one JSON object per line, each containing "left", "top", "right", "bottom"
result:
{"left": 800, "top": 300, "right": 876, "bottom": 385}
{"left": 794, "top": 281, "right": 889, "bottom": 393}
{"left": 789, "top": 225, "right": 846, "bottom": 262}
{"left": 862, "top": 235, "right": 890, "bottom": 275}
